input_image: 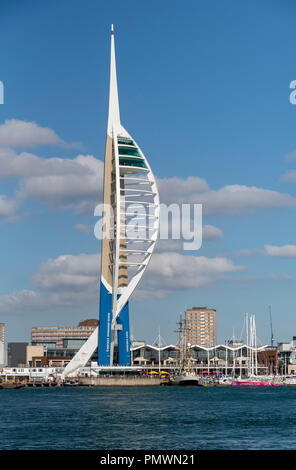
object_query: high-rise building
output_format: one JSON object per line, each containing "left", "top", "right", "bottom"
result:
{"left": 98, "top": 25, "right": 159, "bottom": 366}
{"left": 0, "top": 323, "right": 4, "bottom": 343}
{"left": 185, "top": 307, "right": 217, "bottom": 347}
{"left": 0, "top": 323, "right": 4, "bottom": 366}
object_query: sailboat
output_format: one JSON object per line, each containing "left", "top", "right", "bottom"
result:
{"left": 173, "top": 314, "right": 202, "bottom": 386}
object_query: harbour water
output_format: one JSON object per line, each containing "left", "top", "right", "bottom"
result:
{"left": 1, "top": 386, "right": 296, "bottom": 449}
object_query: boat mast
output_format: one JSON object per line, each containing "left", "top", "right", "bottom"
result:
{"left": 175, "top": 314, "right": 186, "bottom": 372}
{"left": 246, "top": 312, "right": 249, "bottom": 376}
{"left": 269, "top": 305, "right": 275, "bottom": 347}
{"left": 158, "top": 326, "right": 161, "bottom": 376}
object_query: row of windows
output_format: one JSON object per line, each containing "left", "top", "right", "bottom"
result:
{"left": 119, "top": 157, "right": 148, "bottom": 169}
{"left": 118, "top": 146, "right": 141, "bottom": 157}
{"left": 117, "top": 138, "right": 134, "bottom": 146}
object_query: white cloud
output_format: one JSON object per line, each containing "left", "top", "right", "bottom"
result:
{"left": 285, "top": 150, "right": 296, "bottom": 161}
{"left": 237, "top": 245, "right": 296, "bottom": 259}
{"left": 1, "top": 143, "right": 296, "bottom": 218}
{"left": 0, "top": 254, "right": 100, "bottom": 313}
{"left": 75, "top": 223, "right": 92, "bottom": 234}
{"left": 157, "top": 176, "right": 209, "bottom": 203}
{"left": 0, "top": 288, "right": 98, "bottom": 314}
{"left": 0, "top": 119, "right": 65, "bottom": 148}
{"left": 193, "top": 185, "right": 296, "bottom": 215}
{"left": 236, "top": 249, "right": 254, "bottom": 256}
{"left": 18, "top": 154, "right": 104, "bottom": 207}
{"left": 0, "top": 148, "right": 91, "bottom": 178}
{"left": 0, "top": 148, "right": 103, "bottom": 210}
{"left": 281, "top": 170, "right": 296, "bottom": 183}
{"left": 203, "top": 224, "right": 223, "bottom": 240}
{"left": 135, "top": 252, "right": 244, "bottom": 298}
{"left": 32, "top": 252, "right": 243, "bottom": 298}
{"left": 268, "top": 273, "right": 293, "bottom": 281}
{"left": 155, "top": 224, "right": 223, "bottom": 252}
{"left": 0, "top": 150, "right": 104, "bottom": 220}
{"left": 0, "top": 290, "right": 44, "bottom": 313}
{"left": 155, "top": 239, "right": 184, "bottom": 252}
{"left": 236, "top": 248, "right": 265, "bottom": 256}
{"left": 0, "top": 250, "right": 244, "bottom": 312}
{"left": 158, "top": 177, "right": 296, "bottom": 216}
{"left": 132, "top": 288, "right": 171, "bottom": 300}
{"left": 0, "top": 195, "right": 19, "bottom": 220}
{"left": 264, "top": 244, "right": 296, "bottom": 258}
{"left": 0, "top": 119, "right": 295, "bottom": 220}
{"left": 33, "top": 253, "right": 100, "bottom": 291}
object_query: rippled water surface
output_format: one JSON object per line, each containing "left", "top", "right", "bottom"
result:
{"left": 0, "top": 386, "right": 296, "bottom": 449}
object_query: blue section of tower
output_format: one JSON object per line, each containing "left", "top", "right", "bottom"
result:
{"left": 98, "top": 281, "right": 112, "bottom": 365}
{"left": 117, "top": 302, "right": 131, "bottom": 366}
{"left": 98, "top": 280, "right": 131, "bottom": 366}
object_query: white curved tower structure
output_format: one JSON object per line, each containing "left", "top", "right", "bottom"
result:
{"left": 98, "top": 25, "right": 160, "bottom": 366}
{"left": 62, "top": 26, "right": 159, "bottom": 377}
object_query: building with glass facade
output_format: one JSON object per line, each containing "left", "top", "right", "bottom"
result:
{"left": 31, "top": 319, "right": 99, "bottom": 351}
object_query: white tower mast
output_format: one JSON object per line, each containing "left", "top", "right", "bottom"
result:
{"left": 107, "top": 25, "right": 160, "bottom": 365}
{"left": 62, "top": 25, "right": 160, "bottom": 377}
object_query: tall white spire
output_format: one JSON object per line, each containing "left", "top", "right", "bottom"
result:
{"left": 61, "top": 26, "right": 160, "bottom": 372}
{"left": 107, "top": 24, "right": 121, "bottom": 136}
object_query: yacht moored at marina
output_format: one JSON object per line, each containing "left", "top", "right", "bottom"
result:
{"left": 283, "top": 376, "right": 296, "bottom": 385}
{"left": 232, "top": 380, "right": 282, "bottom": 387}
{"left": 218, "top": 376, "right": 233, "bottom": 385}
{"left": 174, "top": 373, "right": 202, "bottom": 386}
{"left": 64, "top": 380, "right": 78, "bottom": 387}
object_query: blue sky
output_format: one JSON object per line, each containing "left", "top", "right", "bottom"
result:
{"left": 1, "top": 0, "right": 296, "bottom": 346}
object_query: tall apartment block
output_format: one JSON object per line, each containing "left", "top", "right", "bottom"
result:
{"left": 185, "top": 307, "right": 216, "bottom": 347}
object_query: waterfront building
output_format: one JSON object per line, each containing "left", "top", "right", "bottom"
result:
{"left": 277, "top": 339, "right": 296, "bottom": 375}
{"left": 98, "top": 25, "right": 159, "bottom": 366}
{"left": 185, "top": 307, "right": 216, "bottom": 347}
{"left": 29, "top": 355, "right": 73, "bottom": 368}
{"left": 31, "top": 319, "right": 98, "bottom": 351}
{"left": 7, "top": 342, "right": 28, "bottom": 367}
{"left": 131, "top": 342, "right": 269, "bottom": 375}
{"left": 26, "top": 345, "right": 44, "bottom": 367}
{"left": 30, "top": 346, "right": 98, "bottom": 367}
{"left": 132, "top": 342, "right": 179, "bottom": 367}
{"left": 257, "top": 347, "right": 278, "bottom": 375}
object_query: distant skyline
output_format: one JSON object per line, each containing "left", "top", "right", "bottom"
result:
{"left": 1, "top": 0, "right": 296, "bottom": 346}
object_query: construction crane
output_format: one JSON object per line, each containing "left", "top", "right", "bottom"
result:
{"left": 269, "top": 305, "right": 275, "bottom": 347}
